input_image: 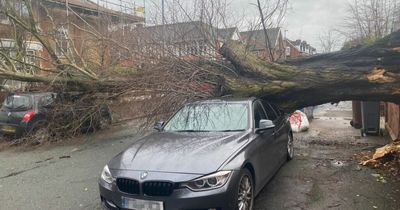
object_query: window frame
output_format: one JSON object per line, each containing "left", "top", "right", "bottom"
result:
{"left": 55, "top": 26, "right": 70, "bottom": 57}
{"left": 253, "top": 100, "right": 268, "bottom": 129}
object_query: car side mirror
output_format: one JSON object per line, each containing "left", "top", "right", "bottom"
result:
{"left": 154, "top": 121, "right": 165, "bottom": 131}
{"left": 255, "top": 119, "right": 275, "bottom": 134}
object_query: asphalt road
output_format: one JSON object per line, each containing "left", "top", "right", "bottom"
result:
{"left": 0, "top": 102, "right": 399, "bottom": 210}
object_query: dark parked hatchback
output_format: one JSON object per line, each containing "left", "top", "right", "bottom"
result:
{"left": 0, "top": 92, "right": 55, "bottom": 138}
{"left": 99, "top": 98, "right": 293, "bottom": 210}
{"left": 0, "top": 92, "right": 113, "bottom": 139}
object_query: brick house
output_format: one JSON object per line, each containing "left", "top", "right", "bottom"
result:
{"left": 240, "top": 28, "right": 286, "bottom": 61}
{"left": 285, "top": 39, "right": 317, "bottom": 59}
{"left": 131, "top": 21, "right": 240, "bottom": 62}
{"left": 0, "top": 0, "right": 144, "bottom": 74}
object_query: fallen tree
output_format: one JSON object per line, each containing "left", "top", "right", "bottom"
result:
{"left": 2, "top": 0, "right": 400, "bottom": 143}
{"left": 220, "top": 30, "right": 400, "bottom": 110}
{"left": 2, "top": 1, "right": 400, "bottom": 111}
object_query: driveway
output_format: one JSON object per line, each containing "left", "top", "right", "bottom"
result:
{"left": 0, "top": 102, "right": 399, "bottom": 210}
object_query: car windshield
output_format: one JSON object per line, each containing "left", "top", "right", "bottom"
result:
{"left": 3, "top": 95, "right": 32, "bottom": 110}
{"left": 164, "top": 103, "right": 249, "bottom": 132}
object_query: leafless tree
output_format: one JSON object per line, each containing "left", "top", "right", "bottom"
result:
{"left": 343, "top": 0, "right": 400, "bottom": 47}
{"left": 242, "top": 0, "right": 289, "bottom": 62}
{"left": 319, "top": 30, "right": 342, "bottom": 53}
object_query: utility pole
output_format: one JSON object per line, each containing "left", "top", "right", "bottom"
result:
{"left": 161, "top": 0, "right": 166, "bottom": 56}
{"left": 66, "top": 0, "right": 69, "bottom": 17}
{"left": 257, "top": 0, "right": 275, "bottom": 62}
{"left": 162, "top": 0, "right": 165, "bottom": 25}
{"left": 144, "top": 0, "right": 146, "bottom": 24}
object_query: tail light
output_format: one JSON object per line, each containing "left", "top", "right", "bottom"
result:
{"left": 22, "top": 111, "right": 35, "bottom": 122}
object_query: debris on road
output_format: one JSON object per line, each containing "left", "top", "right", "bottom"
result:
{"left": 59, "top": 155, "right": 71, "bottom": 159}
{"left": 289, "top": 110, "right": 310, "bottom": 132}
{"left": 371, "top": 173, "right": 387, "bottom": 183}
{"left": 331, "top": 160, "right": 347, "bottom": 167}
{"left": 372, "top": 143, "right": 400, "bottom": 160}
{"left": 355, "top": 141, "right": 400, "bottom": 180}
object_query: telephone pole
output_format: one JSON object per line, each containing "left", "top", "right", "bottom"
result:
{"left": 162, "top": 0, "right": 165, "bottom": 25}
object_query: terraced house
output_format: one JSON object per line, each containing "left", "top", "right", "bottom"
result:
{"left": 240, "top": 28, "right": 286, "bottom": 62}
{"left": 132, "top": 21, "right": 241, "bottom": 62}
{"left": 0, "top": 0, "right": 144, "bottom": 89}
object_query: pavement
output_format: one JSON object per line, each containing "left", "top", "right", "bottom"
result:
{"left": 0, "top": 102, "right": 399, "bottom": 210}
{"left": 254, "top": 102, "right": 400, "bottom": 210}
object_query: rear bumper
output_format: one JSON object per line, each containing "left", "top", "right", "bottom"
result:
{"left": 0, "top": 123, "right": 26, "bottom": 137}
{"left": 99, "top": 170, "right": 241, "bottom": 210}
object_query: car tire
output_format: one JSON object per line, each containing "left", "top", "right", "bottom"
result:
{"left": 236, "top": 168, "right": 254, "bottom": 210}
{"left": 98, "top": 112, "right": 112, "bottom": 130}
{"left": 287, "top": 133, "right": 294, "bottom": 161}
{"left": 96, "top": 106, "right": 112, "bottom": 130}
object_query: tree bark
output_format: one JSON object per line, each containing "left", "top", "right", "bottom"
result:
{"left": 220, "top": 30, "right": 400, "bottom": 110}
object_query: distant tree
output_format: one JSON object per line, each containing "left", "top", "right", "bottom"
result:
{"left": 318, "top": 30, "right": 341, "bottom": 53}
{"left": 343, "top": 0, "right": 400, "bottom": 46}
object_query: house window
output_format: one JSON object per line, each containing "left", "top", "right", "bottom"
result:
{"left": 55, "top": 26, "right": 69, "bottom": 57}
{"left": 0, "top": 0, "right": 9, "bottom": 24}
{"left": 25, "top": 50, "right": 36, "bottom": 64}
{"left": 285, "top": 46, "right": 291, "bottom": 56}
{"left": 0, "top": 1, "right": 29, "bottom": 23}
{"left": 14, "top": 1, "right": 29, "bottom": 17}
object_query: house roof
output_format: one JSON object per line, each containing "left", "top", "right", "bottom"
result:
{"left": 288, "top": 38, "right": 317, "bottom": 52}
{"left": 240, "top": 28, "right": 281, "bottom": 50}
{"left": 44, "top": 0, "right": 144, "bottom": 22}
{"left": 139, "top": 21, "right": 237, "bottom": 44}
{"left": 217, "top": 27, "right": 238, "bottom": 41}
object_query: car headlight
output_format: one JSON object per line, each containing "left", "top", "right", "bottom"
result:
{"left": 101, "top": 165, "right": 114, "bottom": 184}
{"left": 181, "top": 171, "right": 232, "bottom": 191}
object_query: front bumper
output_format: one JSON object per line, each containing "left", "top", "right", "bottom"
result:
{"left": 99, "top": 170, "right": 241, "bottom": 210}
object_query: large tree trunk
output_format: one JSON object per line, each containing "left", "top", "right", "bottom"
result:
{"left": 220, "top": 30, "right": 400, "bottom": 110}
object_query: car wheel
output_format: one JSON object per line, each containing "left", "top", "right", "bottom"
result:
{"left": 98, "top": 113, "right": 112, "bottom": 130}
{"left": 287, "top": 133, "right": 294, "bottom": 161}
{"left": 236, "top": 169, "right": 254, "bottom": 210}
{"left": 96, "top": 106, "right": 112, "bottom": 130}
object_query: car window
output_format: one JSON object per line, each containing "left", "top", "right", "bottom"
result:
{"left": 254, "top": 101, "right": 267, "bottom": 128}
{"left": 163, "top": 103, "right": 249, "bottom": 132}
{"left": 269, "top": 103, "right": 283, "bottom": 116}
{"left": 262, "top": 100, "right": 281, "bottom": 120}
{"left": 3, "top": 95, "right": 32, "bottom": 111}
{"left": 264, "top": 103, "right": 278, "bottom": 121}
{"left": 38, "top": 94, "right": 54, "bottom": 108}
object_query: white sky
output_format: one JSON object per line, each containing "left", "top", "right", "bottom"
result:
{"left": 231, "top": 0, "right": 350, "bottom": 51}
{"left": 98, "top": 0, "right": 350, "bottom": 51}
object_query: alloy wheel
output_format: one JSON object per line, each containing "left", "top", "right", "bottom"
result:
{"left": 238, "top": 174, "right": 253, "bottom": 210}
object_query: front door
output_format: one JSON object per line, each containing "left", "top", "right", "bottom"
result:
{"left": 253, "top": 101, "right": 276, "bottom": 185}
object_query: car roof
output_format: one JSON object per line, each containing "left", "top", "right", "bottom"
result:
{"left": 12, "top": 92, "right": 54, "bottom": 96}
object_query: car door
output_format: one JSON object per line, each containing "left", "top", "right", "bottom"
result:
{"left": 264, "top": 102, "right": 288, "bottom": 163}
{"left": 252, "top": 100, "right": 276, "bottom": 186}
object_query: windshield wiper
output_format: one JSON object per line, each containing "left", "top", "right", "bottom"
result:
{"left": 13, "top": 104, "right": 29, "bottom": 110}
{"left": 175, "top": 130, "right": 211, "bottom": 132}
{"left": 219, "top": 129, "right": 246, "bottom": 132}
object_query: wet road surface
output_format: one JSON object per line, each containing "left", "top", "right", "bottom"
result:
{"left": 0, "top": 102, "right": 399, "bottom": 210}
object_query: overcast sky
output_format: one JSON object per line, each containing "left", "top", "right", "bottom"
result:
{"left": 231, "top": 0, "right": 349, "bottom": 51}
{"left": 99, "top": 0, "right": 350, "bottom": 51}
